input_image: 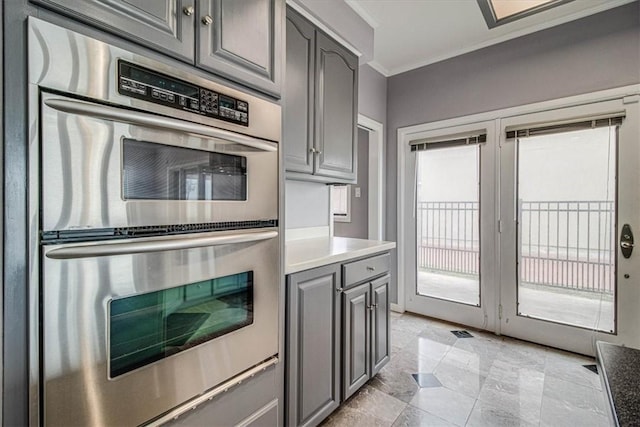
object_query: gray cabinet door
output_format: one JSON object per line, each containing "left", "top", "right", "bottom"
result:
{"left": 342, "top": 282, "right": 370, "bottom": 400}
{"left": 314, "top": 31, "right": 358, "bottom": 181}
{"left": 287, "top": 265, "right": 341, "bottom": 427}
{"left": 197, "top": 0, "right": 283, "bottom": 97}
{"left": 283, "top": 8, "right": 314, "bottom": 174}
{"left": 371, "top": 275, "right": 391, "bottom": 376}
{"left": 31, "top": 0, "right": 195, "bottom": 61}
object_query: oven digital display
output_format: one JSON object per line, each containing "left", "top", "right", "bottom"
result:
{"left": 219, "top": 95, "right": 236, "bottom": 110}
{"left": 127, "top": 66, "right": 199, "bottom": 98}
{"left": 109, "top": 271, "right": 254, "bottom": 378}
{"left": 117, "top": 60, "right": 250, "bottom": 126}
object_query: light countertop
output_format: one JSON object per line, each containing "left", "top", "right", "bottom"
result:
{"left": 285, "top": 236, "right": 396, "bottom": 274}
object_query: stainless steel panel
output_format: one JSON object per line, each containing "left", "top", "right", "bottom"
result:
{"left": 41, "top": 92, "right": 277, "bottom": 231}
{"left": 153, "top": 359, "right": 279, "bottom": 427}
{"left": 28, "top": 17, "right": 281, "bottom": 143}
{"left": 342, "top": 253, "right": 391, "bottom": 287}
{"left": 42, "top": 228, "right": 279, "bottom": 427}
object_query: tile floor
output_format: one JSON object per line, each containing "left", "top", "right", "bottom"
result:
{"left": 321, "top": 312, "right": 610, "bottom": 427}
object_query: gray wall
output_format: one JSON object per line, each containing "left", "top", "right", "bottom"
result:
{"left": 335, "top": 128, "right": 369, "bottom": 239}
{"left": 358, "top": 64, "right": 387, "bottom": 127}
{"left": 386, "top": 2, "right": 640, "bottom": 304}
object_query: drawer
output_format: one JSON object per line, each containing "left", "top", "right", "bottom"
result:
{"left": 343, "top": 253, "right": 390, "bottom": 287}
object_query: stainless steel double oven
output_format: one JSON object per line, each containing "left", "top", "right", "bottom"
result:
{"left": 28, "top": 18, "right": 281, "bottom": 426}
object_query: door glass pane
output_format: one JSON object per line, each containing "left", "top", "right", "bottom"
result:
{"left": 517, "top": 127, "right": 616, "bottom": 332}
{"left": 122, "top": 139, "right": 247, "bottom": 201}
{"left": 109, "top": 271, "right": 254, "bottom": 378}
{"left": 416, "top": 145, "right": 480, "bottom": 306}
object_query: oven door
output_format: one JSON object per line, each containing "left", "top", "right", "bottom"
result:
{"left": 40, "top": 92, "right": 278, "bottom": 232}
{"left": 41, "top": 228, "right": 279, "bottom": 426}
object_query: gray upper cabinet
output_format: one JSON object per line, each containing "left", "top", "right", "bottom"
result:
{"left": 198, "top": 0, "right": 283, "bottom": 97}
{"left": 314, "top": 32, "right": 358, "bottom": 181}
{"left": 283, "top": 9, "right": 315, "bottom": 174}
{"left": 30, "top": 0, "right": 283, "bottom": 97}
{"left": 286, "top": 264, "right": 341, "bottom": 427}
{"left": 284, "top": 8, "right": 358, "bottom": 183}
{"left": 31, "top": 0, "right": 195, "bottom": 61}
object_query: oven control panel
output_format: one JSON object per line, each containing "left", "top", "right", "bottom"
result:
{"left": 117, "top": 60, "right": 249, "bottom": 126}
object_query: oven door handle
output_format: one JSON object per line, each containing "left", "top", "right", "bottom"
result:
{"left": 44, "top": 98, "right": 278, "bottom": 152}
{"left": 45, "top": 230, "right": 278, "bottom": 259}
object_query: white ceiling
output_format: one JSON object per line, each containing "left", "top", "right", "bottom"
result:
{"left": 346, "top": 0, "right": 637, "bottom": 76}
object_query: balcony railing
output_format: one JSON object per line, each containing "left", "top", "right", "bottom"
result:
{"left": 417, "top": 200, "right": 615, "bottom": 294}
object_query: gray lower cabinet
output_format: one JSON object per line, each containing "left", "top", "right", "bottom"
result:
{"left": 286, "top": 252, "right": 391, "bottom": 426}
{"left": 342, "top": 274, "right": 391, "bottom": 400}
{"left": 342, "top": 283, "right": 370, "bottom": 398}
{"left": 30, "top": 0, "right": 283, "bottom": 97}
{"left": 284, "top": 7, "right": 358, "bottom": 183}
{"left": 286, "top": 264, "right": 341, "bottom": 427}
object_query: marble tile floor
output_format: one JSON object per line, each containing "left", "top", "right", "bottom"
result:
{"left": 321, "top": 312, "right": 609, "bottom": 427}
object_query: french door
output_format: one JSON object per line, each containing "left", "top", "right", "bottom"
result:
{"left": 403, "top": 95, "right": 640, "bottom": 355}
{"left": 404, "top": 120, "right": 499, "bottom": 332}
{"left": 499, "top": 98, "right": 640, "bottom": 355}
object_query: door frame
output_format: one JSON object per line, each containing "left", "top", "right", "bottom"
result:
{"left": 397, "top": 84, "right": 640, "bottom": 331}
{"left": 358, "top": 114, "right": 385, "bottom": 241}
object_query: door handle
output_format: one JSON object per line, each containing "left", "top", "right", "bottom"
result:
{"left": 45, "top": 229, "right": 278, "bottom": 259}
{"left": 44, "top": 98, "right": 277, "bottom": 152}
{"left": 620, "top": 224, "right": 634, "bottom": 258}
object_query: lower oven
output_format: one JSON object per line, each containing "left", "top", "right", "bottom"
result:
{"left": 40, "top": 227, "right": 279, "bottom": 426}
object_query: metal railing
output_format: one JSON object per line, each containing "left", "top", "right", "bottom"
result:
{"left": 519, "top": 200, "right": 615, "bottom": 293}
{"left": 416, "top": 200, "right": 615, "bottom": 293}
{"left": 417, "top": 201, "right": 480, "bottom": 275}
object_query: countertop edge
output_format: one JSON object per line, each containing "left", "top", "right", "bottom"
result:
{"left": 596, "top": 342, "right": 620, "bottom": 427}
{"left": 285, "top": 241, "right": 396, "bottom": 275}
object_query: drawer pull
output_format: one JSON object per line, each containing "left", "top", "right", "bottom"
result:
{"left": 336, "top": 288, "right": 343, "bottom": 293}
{"left": 366, "top": 266, "right": 375, "bottom": 272}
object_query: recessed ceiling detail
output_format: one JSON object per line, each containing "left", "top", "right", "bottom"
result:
{"left": 345, "top": 0, "right": 634, "bottom": 76}
{"left": 478, "top": 0, "right": 574, "bottom": 28}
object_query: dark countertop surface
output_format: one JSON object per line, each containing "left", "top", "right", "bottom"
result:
{"left": 596, "top": 341, "right": 640, "bottom": 426}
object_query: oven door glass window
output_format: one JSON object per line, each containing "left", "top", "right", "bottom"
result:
{"left": 109, "top": 271, "right": 253, "bottom": 378}
{"left": 122, "top": 139, "right": 247, "bottom": 201}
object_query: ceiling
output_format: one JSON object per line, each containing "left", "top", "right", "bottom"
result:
{"left": 345, "top": 0, "right": 637, "bottom": 76}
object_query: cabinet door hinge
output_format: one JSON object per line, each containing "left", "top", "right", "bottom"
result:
{"left": 498, "top": 219, "right": 502, "bottom": 234}
{"left": 498, "top": 304, "right": 503, "bottom": 320}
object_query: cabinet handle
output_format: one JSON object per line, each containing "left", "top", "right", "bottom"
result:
{"left": 202, "top": 15, "right": 214, "bottom": 25}
{"left": 183, "top": 6, "right": 194, "bottom": 16}
{"left": 309, "top": 147, "right": 316, "bottom": 153}
{"left": 336, "top": 287, "right": 343, "bottom": 293}
{"left": 366, "top": 266, "right": 375, "bottom": 272}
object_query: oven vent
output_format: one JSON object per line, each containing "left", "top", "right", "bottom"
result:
{"left": 41, "top": 219, "right": 278, "bottom": 244}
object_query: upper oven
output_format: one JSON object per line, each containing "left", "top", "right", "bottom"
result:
{"left": 29, "top": 17, "right": 281, "bottom": 233}
{"left": 41, "top": 91, "right": 277, "bottom": 232}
